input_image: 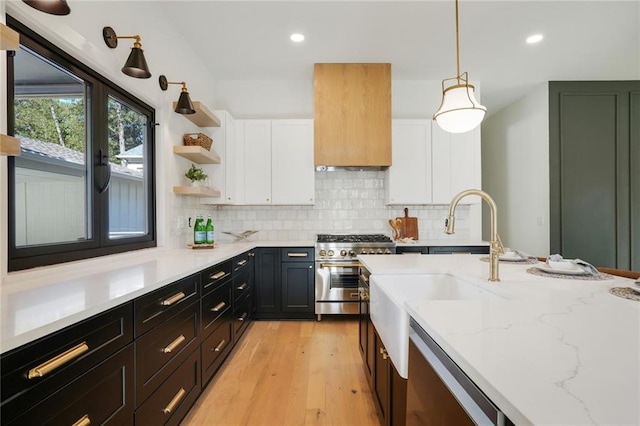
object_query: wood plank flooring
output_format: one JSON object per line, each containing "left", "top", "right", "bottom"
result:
{"left": 182, "top": 318, "right": 382, "bottom": 426}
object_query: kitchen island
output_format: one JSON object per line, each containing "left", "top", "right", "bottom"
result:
{"left": 360, "top": 254, "right": 639, "bottom": 425}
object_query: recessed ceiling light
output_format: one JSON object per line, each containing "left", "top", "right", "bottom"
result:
{"left": 526, "top": 34, "right": 544, "bottom": 44}
{"left": 290, "top": 33, "right": 305, "bottom": 43}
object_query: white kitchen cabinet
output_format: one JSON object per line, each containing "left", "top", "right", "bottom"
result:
{"left": 431, "top": 124, "right": 481, "bottom": 204}
{"left": 242, "top": 120, "right": 272, "bottom": 205}
{"left": 385, "top": 120, "right": 432, "bottom": 205}
{"left": 271, "top": 120, "right": 314, "bottom": 205}
{"left": 199, "top": 110, "right": 237, "bottom": 204}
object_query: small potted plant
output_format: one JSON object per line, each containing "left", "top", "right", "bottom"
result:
{"left": 185, "top": 164, "right": 208, "bottom": 186}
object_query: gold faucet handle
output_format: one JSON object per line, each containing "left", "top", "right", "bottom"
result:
{"left": 495, "top": 234, "right": 505, "bottom": 254}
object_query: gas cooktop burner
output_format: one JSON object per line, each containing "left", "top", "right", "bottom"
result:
{"left": 316, "top": 234, "right": 393, "bottom": 243}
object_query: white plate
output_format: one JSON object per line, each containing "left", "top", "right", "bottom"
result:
{"left": 535, "top": 264, "right": 590, "bottom": 275}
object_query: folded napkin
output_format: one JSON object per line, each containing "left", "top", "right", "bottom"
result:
{"left": 501, "top": 248, "right": 534, "bottom": 261}
{"left": 548, "top": 254, "right": 598, "bottom": 275}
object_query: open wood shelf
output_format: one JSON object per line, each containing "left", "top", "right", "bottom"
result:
{"left": 173, "top": 186, "right": 221, "bottom": 198}
{"left": 1, "top": 23, "right": 19, "bottom": 51}
{"left": 0, "top": 134, "right": 20, "bottom": 156}
{"left": 173, "top": 145, "right": 220, "bottom": 164}
{"left": 173, "top": 101, "right": 221, "bottom": 127}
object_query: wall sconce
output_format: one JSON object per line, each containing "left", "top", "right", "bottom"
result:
{"left": 22, "top": 0, "right": 71, "bottom": 15}
{"left": 159, "top": 75, "right": 195, "bottom": 115}
{"left": 102, "top": 26, "right": 151, "bottom": 79}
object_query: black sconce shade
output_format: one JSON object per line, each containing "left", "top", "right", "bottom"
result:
{"left": 103, "top": 26, "right": 151, "bottom": 79}
{"left": 22, "top": 0, "right": 71, "bottom": 15}
{"left": 175, "top": 91, "right": 196, "bottom": 115}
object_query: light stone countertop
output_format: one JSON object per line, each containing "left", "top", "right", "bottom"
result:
{"left": 0, "top": 240, "right": 314, "bottom": 354}
{"left": 359, "top": 254, "right": 640, "bottom": 425}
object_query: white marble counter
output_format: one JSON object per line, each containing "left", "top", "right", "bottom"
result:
{"left": 1, "top": 241, "right": 314, "bottom": 354}
{"left": 361, "top": 254, "right": 640, "bottom": 425}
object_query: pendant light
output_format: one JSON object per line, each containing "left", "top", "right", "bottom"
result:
{"left": 102, "top": 26, "right": 152, "bottom": 79}
{"left": 22, "top": 0, "right": 70, "bottom": 15}
{"left": 159, "top": 75, "right": 196, "bottom": 115}
{"left": 433, "top": 0, "right": 486, "bottom": 134}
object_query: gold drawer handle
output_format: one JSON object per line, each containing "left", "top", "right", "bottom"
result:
{"left": 214, "top": 339, "right": 226, "bottom": 352}
{"left": 72, "top": 414, "right": 91, "bottom": 426}
{"left": 163, "top": 388, "right": 187, "bottom": 415}
{"left": 238, "top": 312, "right": 248, "bottom": 321}
{"left": 287, "top": 252, "right": 308, "bottom": 258}
{"left": 236, "top": 283, "right": 248, "bottom": 291}
{"left": 28, "top": 342, "right": 89, "bottom": 379}
{"left": 210, "top": 271, "right": 227, "bottom": 280}
{"left": 161, "top": 292, "right": 185, "bottom": 306}
{"left": 237, "top": 259, "right": 248, "bottom": 266}
{"left": 162, "top": 335, "right": 186, "bottom": 354}
{"left": 211, "top": 302, "right": 226, "bottom": 312}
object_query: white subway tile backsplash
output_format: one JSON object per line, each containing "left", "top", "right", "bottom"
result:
{"left": 168, "top": 171, "right": 471, "bottom": 245}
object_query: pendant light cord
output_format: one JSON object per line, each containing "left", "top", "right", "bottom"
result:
{"left": 455, "top": 0, "right": 460, "bottom": 83}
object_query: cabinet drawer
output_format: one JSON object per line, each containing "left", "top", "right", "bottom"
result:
{"left": 233, "top": 267, "right": 251, "bottom": 301}
{"left": 201, "top": 281, "right": 232, "bottom": 338}
{"left": 201, "top": 320, "right": 233, "bottom": 385}
{"left": 428, "top": 246, "right": 489, "bottom": 255}
{"left": 1, "top": 303, "right": 133, "bottom": 422}
{"left": 5, "top": 344, "right": 134, "bottom": 426}
{"left": 135, "top": 273, "right": 200, "bottom": 337}
{"left": 232, "top": 251, "right": 251, "bottom": 273}
{"left": 281, "top": 247, "right": 314, "bottom": 262}
{"left": 233, "top": 294, "right": 252, "bottom": 342}
{"left": 135, "top": 302, "right": 199, "bottom": 406}
{"left": 135, "top": 348, "right": 201, "bottom": 426}
{"left": 201, "top": 260, "right": 232, "bottom": 295}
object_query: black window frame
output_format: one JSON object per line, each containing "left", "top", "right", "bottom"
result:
{"left": 7, "top": 16, "right": 157, "bottom": 271}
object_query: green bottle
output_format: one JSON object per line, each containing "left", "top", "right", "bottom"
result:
{"left": 205, "top": 215, "right": 214, "bottom": 245}
{"left": 194, "top": 214, "right": 206, "bottom": 245}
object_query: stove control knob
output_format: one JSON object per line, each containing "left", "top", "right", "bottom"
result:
{"left": 369, "top": 249, "right": 376, "bottom": 255}
{"left": 327, "top": 250, "right": 334, "bottom": 257}
{"left": 360, "top": 249, "right": 368, "bottom": 255}
{"left": 377, "top": 249, "right": 384, "bottom": 255}
{"left": 348, "top": 250, "right": 355, "bottom": 257}
{"left": 384, "top": 249, "right": 392, "bottom": 255}
{"left": 319, "top": 250, "right": 326, "bottom": 257}
{"left": 340, "top": 250, "right": 347, "bottom": 257}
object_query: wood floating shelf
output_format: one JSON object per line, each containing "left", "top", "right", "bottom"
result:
{"left": 173, "top": 145, "right": 220, "bottom": 164}
{"left": 173, "top": 186, "right": 221, "bottom": 198}
{"left": 1, "top": 23, "right": 19, "bottom": 51}
{"left": 173, "top": 101, "right": 221, "bottom": 127}
{"left": 0, "top": 134, "right": 21, "bottom": 156}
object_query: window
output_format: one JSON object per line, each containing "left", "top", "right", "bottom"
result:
{"left": 7, "top": 18, "right": 156, "bottom": 271}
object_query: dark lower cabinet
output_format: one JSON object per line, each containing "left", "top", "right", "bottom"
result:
{"left": 4, "top": 344, "right": 134, "bottom": 426}
{"left": 255, "top": 247, "right": 315, "bottom": 319}
{"left": 396, "top": 245, "right": 489, "bottom": 255}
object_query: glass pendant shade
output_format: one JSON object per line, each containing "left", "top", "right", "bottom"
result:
{"left": 175, "top": 91, "right": 195, "bottom": 115}
{"left": 122, "top": 47, "right": 151, "bottom": 79}
{"left": 22, "top": 0, "right": 71, "bottom": 15}
{"left": 433, "top": 84, "right": 486, "bottom": 133}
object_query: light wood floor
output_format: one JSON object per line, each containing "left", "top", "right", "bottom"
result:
{"left": 182, "top": 318, "right": 382, "bottom": 426}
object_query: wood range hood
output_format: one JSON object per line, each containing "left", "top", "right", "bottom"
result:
{"left": 314, "top": 63, "right": 392, "bottom": 169}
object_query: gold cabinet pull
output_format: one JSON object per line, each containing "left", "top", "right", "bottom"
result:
{"left": 162, "top": 335, "right": 186, "bottom": 354}
{"left": 163, "top": 388, "right": 186, "bottom": 415}
{"left": 28, "top": 341, "right": 89, "bottom": 379}
{"left": 287, "top": 252, "right": 308, "bottom": 258}
{"left": 213, "top": 339, "right": 226, "bottom": 352}
{"left": 211, "top": 302, "right": 226, "bottom": 312}
{"left": 161, "top": 292, "right": 185, "bottom": 306}
{"left": 236, "top": 283, "right": 248, "bottom": 291}
{"left": 72, "top": 414, "right": 91, "bottom": 426}
{"left": 210, "top": 271, "right": 226, "bottom": 280}
{"left": 237, "top": 312, "right": 248, "bottom": 321}
{"left": 237, "top": 259, "right": 248, "bottom": 266}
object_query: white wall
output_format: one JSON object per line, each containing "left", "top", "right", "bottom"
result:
{"left": 481, "top": 83, "right": 549, "bottom": 256}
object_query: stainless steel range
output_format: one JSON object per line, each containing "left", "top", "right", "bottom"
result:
{"left": 315, "top": 234, "right": 396, "bottom": 320}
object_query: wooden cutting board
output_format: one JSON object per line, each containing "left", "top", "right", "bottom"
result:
{"left": 397, "top": 208, "right": 419, "bottom": 240}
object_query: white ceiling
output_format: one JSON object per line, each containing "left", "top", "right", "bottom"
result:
{"left": 156, "top": 1, "right": 639, "bottom": 115}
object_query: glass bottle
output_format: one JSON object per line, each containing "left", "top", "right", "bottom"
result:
{"left": 205, "top": 215, "right": 214, "bottom": 245}
{"left": 194, "top": 214, "right": 206, "bottom": 245}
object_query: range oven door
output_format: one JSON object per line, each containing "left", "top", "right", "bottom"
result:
{"left": 315, "top": 261, "right": 361, "bottom": 303}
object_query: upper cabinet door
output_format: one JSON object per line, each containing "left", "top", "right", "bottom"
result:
{"left": 271, "top": 120, "right": 315, "bottom": 205}
{"left": 243, "top": 120, "right": 272, "bottom": 204}
{"left": 314, "top": 63, "right": 391, "bottom": 167}
{"left": 431, "top": 125, "right": 481, "bottom": 204}
{"left": 385, "top": 120, "right": 432, "bottom": 205}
